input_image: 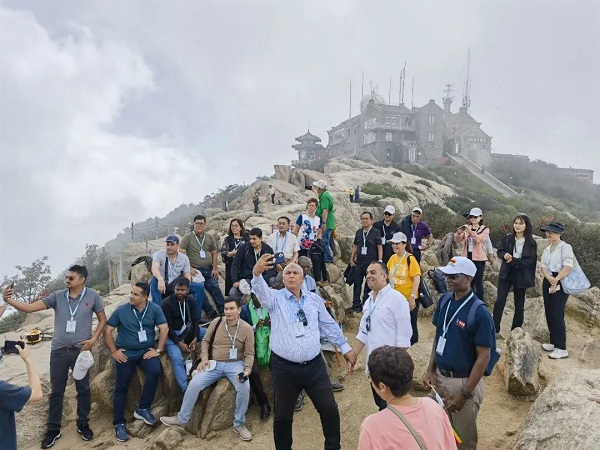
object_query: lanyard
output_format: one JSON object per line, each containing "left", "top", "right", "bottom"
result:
{"left": 65, "top": 287, "right": 87, "bottom": 320}
{"left": 276, "top": 232, "right": 288, "bottom": 252}
{"left": 178, "top": 301, "right": 187, "bottom": 324}
{"left": 365, "top": 288, "right": 388, "bottom": 331}
{"left": 133, "top": 302, "right": 150, "bottom": 331}
{"left": 381, "top": 223, "right": 387, "bottom": 237}
{"left": 254, "top": 251, "right": 260, "bottom": 263}
{"left": 362, "top": 227, "right": 372, "bottom": 246}
{"left": 390, "top": 253, "right": 408, "bottom": 279}
{"left": 194, "top": 233, "right": 206, "bottom": 250}
{"left": 442, "top": 293, "right": 474, "bottom": 337}
{"left": 234, "top": 238, "right": 243, "bottom": 250}
{"left": 224, "top": 319, "right": 240, "bottom": 348}
{"left": 167, "top": 257, "right": 179, "bottom": 280}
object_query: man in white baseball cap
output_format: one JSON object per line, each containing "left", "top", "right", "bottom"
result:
{"left": 424, "top": 256, "right": 496, "bottom": 450}
{"left": 374, "top": 205, "right": 401, "bottom": 264}
{"left": 399, "top": 206, "right": 433, "bottom": 263}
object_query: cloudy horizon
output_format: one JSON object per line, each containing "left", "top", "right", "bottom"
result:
{"left": 1, "top": 0, "right": 598, "bottom": 278}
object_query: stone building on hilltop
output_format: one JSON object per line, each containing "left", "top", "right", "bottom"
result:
{"left": 291, "top": 130, "right": 327, "bottom": 167}
{"left": 292, "top": 91, "right": 493, "bottom": 168}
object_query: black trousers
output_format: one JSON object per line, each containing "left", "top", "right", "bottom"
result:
{"left": 471, "top": 260, "right": 486, "bottom": 302}
{"left": 270, "top": 353, "right": 340, "bottom": 450}
{"left": 371, "top": 385, "right": 387, "bottom": 411}
{"left": 493, "top": 277, "right": 526, "bottom": 333}
{"left": 225, "top": 262, "right": 234, "bottom": 296}
{"left": 48, "top": 347, "right": 91, "bottom": 431}
{"left": 249, "top": 356, "right": 269, "bottom": 407}
{"left": 410, "top": 302, "right": 420, "bottom": 345}
{"left": 543, "top": 277, "right": 569, "bottom": 350}
{"left": 352, "top": 261, "right": 372, "bottom": 309}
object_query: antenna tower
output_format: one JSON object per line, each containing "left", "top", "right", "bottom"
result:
{"left": 462, "top": 49, "right": 471, "bottom": 112}
{"left": 443, "top": 84, "right": 454, "bottom": 112}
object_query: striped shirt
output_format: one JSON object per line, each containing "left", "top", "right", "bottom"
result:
{"left": 251, "top": 274, "right": 351, "bottom": 363}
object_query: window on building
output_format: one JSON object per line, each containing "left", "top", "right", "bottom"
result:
{"left": 428, "top": 132, "right": 435, "bottom": 142}
{"left": 428, "top": 115, "right": 435, "bottom": 125}
{"left": 386, "top": 132, "right": 393, "bottom": 142}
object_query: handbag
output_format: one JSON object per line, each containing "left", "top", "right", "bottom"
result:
{"left": 386, "top": 405, "right": 426, "bottom": 450}
{"left": 560, "top": 246, "right": 591, "bottom": 295}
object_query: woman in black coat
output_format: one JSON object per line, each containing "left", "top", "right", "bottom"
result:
{"left": 221, "top": 218, "right": 249, "bottom": 296}
{"left": 492, "top": 214, "right": 538, "bottom": 334}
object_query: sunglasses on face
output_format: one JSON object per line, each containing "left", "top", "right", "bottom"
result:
{"left": 65, "top": 276, "right": 76, "bottom": 281}
{"left": 383, "top": 212, "right": 392, "bottom": 216}
{"left": 445, "top": 274, "right": 466, "bottom": 280}
{"left": 297, "top": 309, "right": 308, "bottom": 326}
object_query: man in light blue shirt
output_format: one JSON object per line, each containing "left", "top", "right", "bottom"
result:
{"left": 252, "top": 254, "right": 355, "bottom": 450}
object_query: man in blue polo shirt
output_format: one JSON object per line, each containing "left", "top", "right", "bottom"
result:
{"left": 400, "top": 207, "right": 433, "bottom": 263}
{"left": 424, "top": 257, "right": 494, "bottom": 450}
{"left": 0, "top": 344, "right": 43, "bottom": 450}
{"left": 104, "top": 282, "right": 168, "bottom": 442}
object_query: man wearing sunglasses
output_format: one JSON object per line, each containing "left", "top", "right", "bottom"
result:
{"left": 373, "top": 205, "right": 401, "bottom": 264}
{"left": 399, "top": 206, "right": 433, "bottom": 263}
{"left": 347, "top": 262, "right": 411, "bottom": 410}
{"left": 424, "top": 257, "right": 495, "bottom": 450}
{"left": 251, "top": 254, "right": 356, "bottom": 450}
{"left": 2, "top": 265, "right": 107, "bottom": 448}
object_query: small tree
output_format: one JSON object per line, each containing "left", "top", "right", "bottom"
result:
{"left": 4, "top": 256, "right": 52, "bottom": 304}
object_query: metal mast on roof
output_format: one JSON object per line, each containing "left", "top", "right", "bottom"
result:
{"left": 443, "top": 84, "right": 454, "bottom": 112}
{"left": 462, "top": 49, "right": 471, "bottom": 112}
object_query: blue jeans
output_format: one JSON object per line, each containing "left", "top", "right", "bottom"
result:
{"left": 322, "top": 229, "right": 334, "bottom": 263}
{"left": 198, "top": 267, "right": 225, "bottom": 314}
{"left": 178, "top": 360, "right": 249, "bottom": 427}
{"left": 113, "top": 353, "right": 161, "bottom": 425}
{"left": 149, "top": 277, "right": 163, "bottom": 306}
{"left": 189, "top": 281, "right": 213, "bottom": 318}
{"left": 165, "top": 338, "right": 188, "bottom": 392}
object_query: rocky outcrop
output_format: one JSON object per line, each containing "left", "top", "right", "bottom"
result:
{"left": 498, "top": 328, "right": 541, "bottom": 396}
{"left": 580, "top": 339, "right": 600, "bottom": 368}
{"left": 565, "top": 286, "right": 600, "bottom": 328}
{"left": 514, "top": 369, "right": 600, "bottom": 449}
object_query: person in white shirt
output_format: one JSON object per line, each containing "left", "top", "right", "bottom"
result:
{"left": 267, "top": 216, "right": 300, "bottom": 272}
{"left": 348, "top": 261, "right": 412, "bottom": 410}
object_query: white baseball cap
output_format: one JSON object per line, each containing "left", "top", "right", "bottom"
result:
{"left": 73, "top": 351, "right": 94, "bottom": 380}
{"left": 438, "top": 257, "right": 477, "bottom": 277}
{"left": 469, "top": 207, "right": 483, "bottom": 217}
{"left": 412, "top": 207, "right": 423, "bottom": 214}
{"left": 384, "top": 205, "right": 396, "bottom": 214}
{"left": 312, "top": 180, "right": 327, "bottom": 189}
{"left": 388, "top": 232, "right": 408, "bottom": 243}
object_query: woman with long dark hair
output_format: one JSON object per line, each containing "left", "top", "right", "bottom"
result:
{"left": 493, "top": 214, "right": 537, "bottom": 335}
{"left": 387, "top": 232, "right": 421, "bottom": 344}
{"left": 454, "top": 207, "right": 489, "bottom": 301}
{"left": 221, "top": 218, "right": 248, "bottom": 295}
{"left": 540, "top": 222, "right": 574, "bottom": 359}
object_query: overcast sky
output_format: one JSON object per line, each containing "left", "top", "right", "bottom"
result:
{"left": 1, "top": 0, "right": 598, "bottom": 278}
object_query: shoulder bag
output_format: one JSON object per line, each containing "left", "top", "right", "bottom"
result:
{"left": 386, "top": 405, "right": 426, "bottom": 450}
{"left": 560, "top": 245, "right": 591, "bottom": 295}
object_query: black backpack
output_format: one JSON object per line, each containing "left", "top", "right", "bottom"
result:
{"left": 406, "top": 255, "right": 433, "bottom": 308}
{"left": 427, "top": 268, "right": 448, "bottom": 294}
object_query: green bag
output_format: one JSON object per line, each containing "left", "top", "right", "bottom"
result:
{"left": 249, "top": 302, "right": 271, "bottom": 366}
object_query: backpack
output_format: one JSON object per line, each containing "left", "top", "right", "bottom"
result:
{"left": 437, "top": 293, "right": 500, "bottom": 376}
{"left": 427, "top": 268, "right": 448, "bottom": 294}
{"left": 406, "top": 255, "right": 433, "bottom": 308}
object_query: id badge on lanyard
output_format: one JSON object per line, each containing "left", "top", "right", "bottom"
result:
{"left": 134, "top": 303, "right": 150, "bottom": 343}
{"left": 294, "top": 321, "right": 305, "bottom": 337}
{"left": 225, "top": 319, "right": 240, "bottom": 359}
{"left": 65, "top": 287, "right": 86, "bottom": 334}
{"left": 195, "top": 234, "right": 207, "bottom": 259}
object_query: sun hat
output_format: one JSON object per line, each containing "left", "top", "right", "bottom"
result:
{"left": 540, "top": 221, "right": 565, "bottom": 234}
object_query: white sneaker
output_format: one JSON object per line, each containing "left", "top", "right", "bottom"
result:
{"left": 542, "top": 343, "right": 555, "bottom": 352}
{"left": 234, "top": 425, "right": 252, "bottom": 441}
{"left": 548, "top": 349, "right": 569, "bottom": 359}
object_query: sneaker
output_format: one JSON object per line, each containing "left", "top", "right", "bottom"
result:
{"left": 134, "top": 408, "right": 157, "bottom": 426}
{"left": 542, "top": 343, "right": 555, "bottom": 352}
{"left": 330, "top": 380, "right": 344, "bottom": 392}
{"left": 41, "top": 430, "right": 61, "bottom": 449}
{"left": 548, "top": 349, "right": 569, "bottom": 359}
{"left": 160, "top": 415, "right": 186, "bottom": 427}
{"left": 114, "top": 423, "right": 130, "bottom": 442}
{"left": 295, "top": 392, "right": 305, "bottom": 411}
{"left": 77, "top": 424, "right": 94, "bottom": 441}
{"left": 233, "top": 425, "right": 253, "bottom": 441}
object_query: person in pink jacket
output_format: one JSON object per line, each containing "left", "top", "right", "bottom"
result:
{"left": 454, "top": 207, "right": 489, "bottom": 302}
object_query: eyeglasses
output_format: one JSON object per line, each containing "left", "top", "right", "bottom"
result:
{"left": 366, "top": 315, "right": 372, "bottom": 332}
{"left": 445, "top": 274, "right": 466, "bottom": 280}
{"left": 65, "top": 276, "right": 75, "bottom": 281}
{"left": 194, "top": 222, "right": 206, "bottom": 226}
{"left": 297, "top": 309, "right": 308, "bottom": 326}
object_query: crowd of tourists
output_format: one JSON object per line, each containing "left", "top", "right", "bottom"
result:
{"left": 0, "top": 178, "right": 589, "bottom": 450}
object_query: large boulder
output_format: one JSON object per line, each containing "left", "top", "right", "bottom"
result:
{"left": 498, "top": 328, "right": 541, "bottom": 396}
{"left": 514, "top": 369, "right": 600, "bottom": 449}
{"left": 199, "top": 378, "right": 236, "bottom": 438}
{"left": 580, "top": 339, "right": 600, "bottom": 368}
{"left": 566, "top": 286, "right": 600, "bottom": 327}
{"left": 274, "top": 164, "right": 291, "bottom": 182}
{"left": 130, "top": 260, "right": 152, "bottom": 285}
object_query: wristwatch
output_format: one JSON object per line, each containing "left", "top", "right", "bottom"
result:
{"left": 155, "top": 348, "right": 163, "bottom": 354}
{"left": 460, "top": 388, "right": 473, "bottom": 400}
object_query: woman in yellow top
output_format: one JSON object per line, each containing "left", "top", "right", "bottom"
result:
{"left": 387, "top": 232, "right": 421, "bottom": 345}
